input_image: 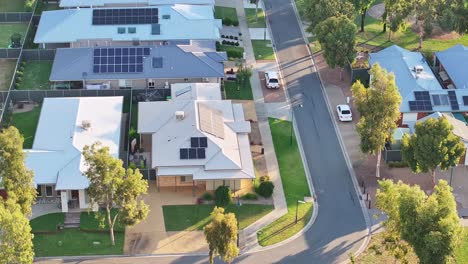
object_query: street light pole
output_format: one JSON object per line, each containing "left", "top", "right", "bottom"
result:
{"left": 295, "top": 200, "right": 306, "bottom": 224}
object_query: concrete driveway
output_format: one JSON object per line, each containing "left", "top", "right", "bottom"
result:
{"left": 124, "top": 183, "right": 208, "bottom": 255}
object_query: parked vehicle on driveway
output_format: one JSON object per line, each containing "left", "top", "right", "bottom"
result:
{"left": 336, "top": 104, "right": 352, "bottom": 122}
{"left": 265, "top": 71, "right": 280, "bottom": 89}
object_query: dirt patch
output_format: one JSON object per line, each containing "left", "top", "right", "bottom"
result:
{"left": 12, "top": 102, "right": 38, "bottom": 114}
{"left": 0, "top": 59, "right": 16, "bottom": 91}
{"left": 258, "top": 71, "right": 286, "bottom": 103}
{"left": 411, "top": 23, "right": 462, "bottom": 41}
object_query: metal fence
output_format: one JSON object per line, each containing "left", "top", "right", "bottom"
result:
{"left": 0, "top": 49, "right": 21, "bottom": 58}
{"left": 0, "top": 13, "right": 33, "bottom": 23}
{"left": 383, "top": 147, "right": 403, "bottom": 162}
{"left": 22, "top": 49, "right": 56, "bottom": 60}
{"left": 140, "top": 169, "right": 157, "bottom": 180}
{"left": 351, "top": 67, "right": 370, "bottom": 85}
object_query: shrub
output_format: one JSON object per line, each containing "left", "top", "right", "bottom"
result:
{"left": 16, "top": 77, "right": 22, "bottom": 83}
{"left": 260, "top": 175, "right": 270, "bottom": 182}
{"left": 16, "top": 71, "right": 23, "bottom": 77}
{"left": 232, "top": 21, "right": 239, "bottom": 27}
{"left": 242, "top": 193, "right": 258, "bottom": 200}
{"left": 214, "top": 185, "right": 232, "bottom": 206}
{"left": 216, "top": 41, "right": 221, "bottom": 49}
{"left": 229, "top": 35, "right": 234, "bottom": 39}
{"left": 234, "top": 36, "right": 238, "bottom": 40}
{"left": 256, "top": 181, "right": 274, "bottom": 198}
{"left": 221, "top": 34, "right": 226, "bottom": 38}
{"left": 227, "top": 50, "right": 243, "bottom": 59}
{"left": 20, "top": 61, "right": 26, "bottom": 67}
{"left": 129, "top": 162, "right": 137, "bottom": 170}
{"left": 239, "top": 32, "right": 242, "bottom": 36}
{"left": 223, "top": 17, "right": 232, "bottom": 26}
{"left": 202, "top": 192, "right": 214, "bottom": 201}
{"left": 387, "top": 161, "right": 408, "bottom": 168}
{"left": 234, "top": 42, "right": 239, "bottom": 46}
{"left": 24, "top": 0, "right": 35, "bottom": 11}
{"left": 129, "top": 126, "right": 138, "bottom": 140}
{"left": 139, "top": 160, "right": 145, "bottom": 169}
{"left": 222, "top": 40, "right": 227, "bottom": 45}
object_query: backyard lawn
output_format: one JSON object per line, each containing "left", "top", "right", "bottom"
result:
{"left": 31, "top": 212, "right": 125, "bottom": 257}
{"left": 224, "top": 80, "right": 253, "bottom": 100}
{"left": 0, "top": 59, "right": 17, "bottom": 91}
{"left": 245, "top": 8, "right": 266, "bottom": 28}
{"left": 11, "top": 105, "right": 41, "bottom": 149}
{"left": 17, "top": 60, "right": 53, "bottom": 90}
{"left": 0, "top": 0, "right": 26, "bottom": 12}
{"left": 217, "top": 44, "right": 244, "bottom": 60}
{"left": 0, "top": 23, "right": 29, "bottom": 48}
{"left": 162, "top": 204, "right": 274, "bottom": 231}
{"left": 257, "top": 118, "right": 313, "bottom": 246}
{"left": 214, "top": 6, "right": 238, "bottom": 24}
{"left": 252, "top": 40, "right": 275, "bottom": 60}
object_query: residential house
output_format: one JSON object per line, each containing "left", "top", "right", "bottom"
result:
{"left": 59, "top": 0, "right": 215, "bottom": 8}
{"left": 434, "top": 45, "right": 468, "bottom": 90}
{"left": 369, "top": 45, "right": 468, "bottom": 126}
{"left": 25, "top": 97, "right": 123, "bottom": 212}
{"left": 138, "top": 83, "right": 255, "bottom": 194}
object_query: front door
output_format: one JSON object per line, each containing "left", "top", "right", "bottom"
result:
{"left": 71, "top": 190, "right": 79, "bottom": 200}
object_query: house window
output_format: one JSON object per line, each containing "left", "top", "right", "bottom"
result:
{"left": 36, "top": 185, "right": 42, "bottom": 197}
{"left": 45, "top": 185, "right": 53, "bottom": 197}
{"left": 56, "top": 190, "right": 61, "bottom": 197}
{"left": 128, "top": 27, "right": 136, "bottom": 34}
{"left": 117, "top": 27, "right": 126, "bottom": 34}
{"left": 180, "top": 176, "right": 193, "bottom": 182}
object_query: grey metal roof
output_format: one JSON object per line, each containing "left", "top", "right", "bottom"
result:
{"left": 50, "top": 45, "right": 226, "bottom": 81}
{"left": 435, "top": 45, "right": 468, "bottom": 90}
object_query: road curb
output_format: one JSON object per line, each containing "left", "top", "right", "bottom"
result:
{"left": 287, "top": 0, "right": 372, "bottom": 262}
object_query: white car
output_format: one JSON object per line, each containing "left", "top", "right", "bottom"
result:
{"left": 336, "top": 104, "right": 352, "bottom": 122}
{"left": 265, "top": 71, "right": 279, "bottom": 89}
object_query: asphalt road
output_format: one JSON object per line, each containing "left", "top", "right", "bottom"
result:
{"left": 35, "top": 1, "right": 368, "bottom": 263}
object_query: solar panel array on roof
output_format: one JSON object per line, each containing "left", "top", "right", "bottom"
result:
{"left": 448, "top": 91, "right": 459, "bottom": 110}
{"left": 92, "top": 8, "right": 158, "bottom": 25}
{"left": 191, "top": 137, "right": 208, "bottom": 148}
{"left": 93, "top": 47, "right": 150, "bottom": 73}
{"left": 179, "top": 148, "right": 206, "bottom": 160}
{"left": 409, "top": 91, "right": 433, "bottom": 111}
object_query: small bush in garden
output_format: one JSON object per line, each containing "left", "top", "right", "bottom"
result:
{"left": 234, "top": 36, "right": 238, "bottom": 40}
{"left": 234, "top": 42, "right": 239, "bottom": 46}
{"left": 239, "top": 32, "right": 242, "bottom": 36}
{"left": 223, "top": 18, "right": 232, "bottom": 26}
{"left": 227, "top": 50, "right": 243, "bottom": 59}
{"left": 232, "top": 21, "right": 239, "bottom": 27}
{"left": 202, "top": 192, "right": 214, "bottom": 201}
{"left": 16, "top": 77, "right": 22, "bottom": 83}
{"left": 256, "top": 181, "right": 274, "bottom": 198}
{"left": 16, "top": 71, "right": 23, "bottom": 77}
{"left": 242, "top": 193, "right": 258, "bottom": 200}
{"left": 387, "top": 161, "right": 408, "bottom": 168}
{"left": 222, "top": 40, "right": 227, "bottom": 45}
{"left": 221, "top": 34, "right": 225, "bottom": 38}
{"left": 21, "top": 61, "right": 26, "bottom": 67}
{"left": 260, "top": 175, "right": 270, "bottom": 182}
{"left": 214, "top": 185, "right": 232, "bottom": 206}
{"left": 129, "top": 162, "right": 137, "bottom": 170}
{"left": 229, "top": 35, "right": 234, "bottom": 39}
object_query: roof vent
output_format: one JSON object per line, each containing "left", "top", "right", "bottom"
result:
{"left": 414, "top": 65, "right": 424, "bottom": 74}
{"left": 175, "top": 111, "right": 185, "bottom": 120}
{"left": 162, "top": 14, "right": 170, "bottom": 19}
{"left": 81, "top": 120, "right": 91, "bottom": 130}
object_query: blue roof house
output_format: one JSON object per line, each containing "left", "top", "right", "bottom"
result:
{"left": 434, "top": 45, "right": 468, "bottom": 90}
{"left": 369, "top": 45, "right": 468, "bottom": 126}
{"left": 59, "top": 0, "right": 215, "bottom": 8}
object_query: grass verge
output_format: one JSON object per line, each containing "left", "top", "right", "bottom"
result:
{"left": 11, "top": 105, "right": 41, "bottom": 149}
{"left": 0, "top": 23, "right": 29, "bottom": 48}
{"left": 214, "top": 6, "right": 238, "bottom": 24}
{"left": 217, "top": 44, "right": 244, "bottom": 60}
{"left": 162, "top": 204, "right": 274, "bottom": 231}
{"left": 30, "top": 213, "right": 65, "bottom": 232}
{"left": 252, "top": 40, "right": 275, "bottom": 60}
{"left": 224, "top": 80, "right": 253, "bottom": 100}
{"left": 257, "top": 118, "right": 313, "bottom": 246}
{"left": 245, "top": 8, "right": 266, "bottom": 28}
{"left": 80, "top": 209, "right": 125, "bottom": 232}
{"left": 17, "top": 61, "right": 53, "bottom": 90}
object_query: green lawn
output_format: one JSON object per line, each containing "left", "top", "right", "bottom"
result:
{"left": 0, "top": 59, "right": 17, "bottom": 91}
{"left": 30, "top": 213, "right": 65, "bottom": 232}
{"left": 162, "top": 204, "right": 274, "bottom": 231}
{"left": 35, "top": 1, "right": 60, "bottom": 15}
{"left": 80, "top": 209, "right": 125, "bottom": 232}
{"left": 33, "top": 229, "right": 124, "bottom": 257}
{"left": 217, "top": 44, "right": 244, "bottom": 60}
{"left": 257, "top": 118, "right": 313, "bottom": 246}
{"left": 0, "top": 0, "right": 26, "bottom": 12}
{"left": 0, "top": 23, "right": 29, "bottom": 48}
{"left": 17, "top": 61, "right": 53, "bottom": 90}
{"left": 11, "top": 105, "right": 41, "bottom": 149}
{"left": 245, "top": 8, "right": 266, "bottom": 28}
{"left": 130, "top": 102, "right": 138, "bottom": 129}
{"left": 214, "top": 6, "right": 238, "bottom": 23}
{"left": 355, "top": 15, "right": 468, "bottom": 56}
{"left": 252, "top": 40, "right": 275, "bottom": 60}
{"left": 224, "top": 80, "right": 253, "bottom": 100}
{"left": 455, "top": 228, "right": 468, "bottom": 264}
{"left": 31, "top": 212, "right": 125, "bottom": 257}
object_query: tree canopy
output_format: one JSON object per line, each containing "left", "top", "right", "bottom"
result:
{"left": 314, "top": 15, "right": 357, "bottom": 70}
{"left": 402, "top": 117, "right": 465, "bottom": 186}
{"left": 376, "top": 180, "right": 462, "bottom": 264}
{"left": 351, "top": 63, "right": 402, "bottom": 177}
{"left": 303, "top": 0, "right": 355, "bottom": 34}
{"left": 382, "top": 0, "right": 415, "bottom": 38}
{"left": 83, "top": 142, "right": 149, "bottom": 246}
{"left": 353, "top": 0, "right": 376, "bottom": 32}
{"left": 0, "top": 126, "right": 36, "bottom": 216}
{"left": 204, "top": 207, "right": 239, "bottom": 264}
{"left": 0, "top": 199, "right": 34, "bottom": 264}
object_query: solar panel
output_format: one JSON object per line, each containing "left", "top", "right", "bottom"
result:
{"left": 93, "top": 47, "right": 146, "bottom": 74}
{"left": 191, "top": 137, "right": 199, "bottom": 148}
{"left": 197, "top": 148, "right": 206, "bottom": 159}
{"left": 188, "top": 148, "right": 197, "bottom": 159}
{"left": 414, "top": 91, "right": 430, "bottom": 101}
{"left": 463, "top": 96, "right": 468, "bottom": 106}
{"left": 92, "top": 8, "right": 158, "bottom": 25}
{"left": 180, "top": 148, "right": 188, "bottom": 159}
{"left": 199, "top": 137, "right": 207, "bottom": 148}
